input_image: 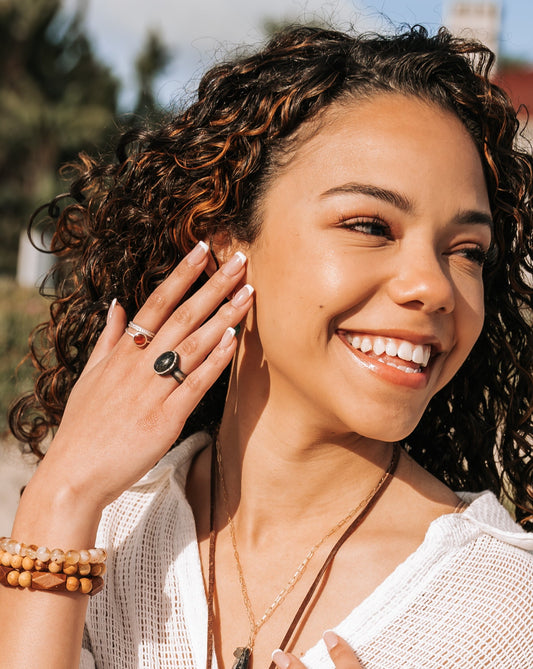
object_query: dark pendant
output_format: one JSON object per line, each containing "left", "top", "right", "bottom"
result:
{"left": 232, "top": 646, "right": 251, "bottom": 669}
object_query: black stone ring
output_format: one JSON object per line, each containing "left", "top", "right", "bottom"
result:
{"left": 153, "top": 351, "right": 187, "bottom": 385}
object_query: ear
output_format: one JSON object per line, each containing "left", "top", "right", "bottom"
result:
{"left": 204, "top": 232, "right": 248, "bottom": 277}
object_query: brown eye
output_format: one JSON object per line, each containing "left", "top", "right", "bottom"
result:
{"left": 340, "top": 218, "right": 391, "bottom": 238}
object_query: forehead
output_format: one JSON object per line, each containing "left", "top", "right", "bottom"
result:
{"left": 265, "top": 93, "right": 489, "bottom": 216}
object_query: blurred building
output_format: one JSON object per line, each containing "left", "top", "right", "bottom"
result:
{"left": 444, "top": 1, "right": 501, "bottom": 64}
{"left": 444, "top": 1, "right": 533, "bottom": 143}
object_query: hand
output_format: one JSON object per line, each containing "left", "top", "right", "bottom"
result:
{"left": 272, "top": 631, "right": 364, "bottom": 669}
{"left": 31, "top": 241, "right": 254, "bottom": 512}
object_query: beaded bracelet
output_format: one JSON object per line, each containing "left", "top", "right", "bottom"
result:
{"left": 0, "top": 537, "right": 107, "bottom": 596}
{"left": 0, "top": 564, "right": 104, "bottom": 595}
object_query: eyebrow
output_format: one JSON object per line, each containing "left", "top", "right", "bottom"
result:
{"left": 320, "top": 182, "right": 493, "bottom": 229}
{"left": 319, "top": 182, "right": 414, "bottom": 213}
{"left": 454, "top": 209, "right": 494, "bottom": 230}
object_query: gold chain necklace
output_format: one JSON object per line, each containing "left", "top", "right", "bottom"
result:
{"left": 212, "top": 439, "right": 400, "bottom": 669}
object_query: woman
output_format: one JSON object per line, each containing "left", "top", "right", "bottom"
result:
{"left": 1, "top": 24, "right": 532, "bottom": 668}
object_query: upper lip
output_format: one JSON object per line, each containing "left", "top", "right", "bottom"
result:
{"left": 336, "top": 328, "right": 446, "bottom": 354}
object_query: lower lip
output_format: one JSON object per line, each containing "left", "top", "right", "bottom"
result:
{"left": 338, "top": 335, "right": 431, "bottom": 389}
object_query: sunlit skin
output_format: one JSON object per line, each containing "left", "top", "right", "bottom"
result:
{"left": 236, "top": 93, "right": 492, "bottom": 446}
{"left": 187, "top": 93, "right": 493, "bottom": 668}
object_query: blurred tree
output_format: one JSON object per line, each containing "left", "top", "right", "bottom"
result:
{"left": 133, "top": 29, "right": 171, "bottom": 117}
{"left": 0, "top": 0, "right": 119, "bottom": 275}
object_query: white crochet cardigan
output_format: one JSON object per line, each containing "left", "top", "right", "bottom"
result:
{"left": 81, "top": 432, "right": 533, "bottom": 668}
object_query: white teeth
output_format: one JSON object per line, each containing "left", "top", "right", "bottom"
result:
{"left": 397, "top": 341, "right": 414, "bottom": 362}
{"left": 372, "top": 337, "right": 386, "bottom": 356}
{"left": 360, "top": 337, "right": 373, "bottom": 353}
{"left": 385, "top": 340, "right": 397, "bottom": 357}
{"left": 412, "top": 345, "right": 425, "bottom": 365}
{"left": 344, "top": 333, "right": 433, "bottom": 368}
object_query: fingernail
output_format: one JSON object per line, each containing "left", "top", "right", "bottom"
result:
{"left": 187, "top": 240, "right": 209, "bottom": 265}
{"left": 222, "top": 251, "right": 247, "bottom": 276}
{"left": 271, "top": 649, "right": 291, "bottom": 669}
{"left": 231, "top": 283, "right": 254, "bottom": 307}
{"left": 323, "top": 630, "right": 339, "bottom": 650}
{"left": 107, "top": 298, "right": 117, "bottom": 324}
{"left": 219, "top": 327, "right": 236, "bottom": 349}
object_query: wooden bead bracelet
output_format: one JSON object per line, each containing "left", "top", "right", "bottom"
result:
{"left": 0, "top": 537, "right": 107, "bottom": 595}
{"left": 0, "top": 564, "right": 104, "bottom": 596}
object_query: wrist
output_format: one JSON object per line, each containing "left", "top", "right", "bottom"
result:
{"left": 11, "top": 463, "right": 103, "bottom": 550}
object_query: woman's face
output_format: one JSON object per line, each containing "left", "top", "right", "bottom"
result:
{"left": 239, "top": 94, "right": 492, "bottom": 441}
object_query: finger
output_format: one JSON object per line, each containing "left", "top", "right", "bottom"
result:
{"left": 271, "top": 650, "right": 305, "bottom": 669}
{"left": 79, "top": 299, "right": 127, "bottom": 379}
{"left": 152, "top": 250, "right": 248, "bottom": 348}
{"left": 171, "top": 284, "right": 254, "bottom": 375}
{"left": 323, "top": 630, "right": 364, "bottom": 669}
{"left": 161, "top": 326, "right": 238, "bottom": 416}
{"left": 131, "top": 243, "right": 245, "bottom": 339}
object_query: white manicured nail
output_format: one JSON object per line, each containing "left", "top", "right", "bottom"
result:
{"left": 219, "top": 327, "right": 236, "bottom": 348}
{"left": 107, "top": 298, "right": 117, "bottom": 324}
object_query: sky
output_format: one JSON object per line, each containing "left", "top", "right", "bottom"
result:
{"left": 62, "top": 0, "right": 533, "bottom": 109}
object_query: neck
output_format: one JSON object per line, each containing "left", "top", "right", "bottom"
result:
{"left": 216, "top": 364, "right": 394, "bottom": 549}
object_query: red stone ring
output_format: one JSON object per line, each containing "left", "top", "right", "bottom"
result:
{"left": 125, "top": 321, "right": 156, "bottom": 349}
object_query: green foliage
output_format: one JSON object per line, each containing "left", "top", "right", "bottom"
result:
{"left": 0, "top": 0, "right": 119, "bottom": 275}
{"left": 0, "top": 277, "right": 49, "bottom": 436}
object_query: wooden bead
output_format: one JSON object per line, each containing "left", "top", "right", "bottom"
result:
{"left": 34, "top": 559, "right": 46, "bottom": 571}
{"left": 22, "top": 556, "right": 35, "bottom": 571}
{"left": 18, "top": 571, "right": 32, "bottom": 588}
{"left": 7, "top": 570, "right": 20, "bottom": 586}
{"left": 48, "top": 561, "right": 62, "bottom": 573}
{"left": 79, "top": 578, "right": 92, "bottom": 594}
{"left": 63, "top": 564, "right": 78, "bottom": 576}
{"left": 90, "top": 576, "right": 105, "bottom": 596}
{"left": 10, "top": 555, "right": 23, "bottom": 569}
{"left": 66, "top": 576, "right": 80, "bottom": 592}
{"left": 90, "top": 564, "right": 103, "bottom": 576}
{"left": 31, "top": 571, "right": 66, "bottom": 591}
{"left": 78, "top": 563, "right": 91, "bottom": 576}
{"left": 1, "top": 552, "right": 12, "bottom": 567}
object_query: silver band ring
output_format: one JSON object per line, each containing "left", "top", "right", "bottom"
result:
{"left": 153, "top": 351, "right": 187, "bottom": 384}
{"left": 127, "top": 321, "right": 155, "bottom": 338}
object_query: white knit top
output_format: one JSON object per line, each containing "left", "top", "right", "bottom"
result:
{"left": 81, "top": 432, "right": 533, "bottom": 668}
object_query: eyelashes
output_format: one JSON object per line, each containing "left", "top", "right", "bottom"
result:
{"left": 336, "top": 216, "right": 493, "bottom": 267}
{"left": 337, "top": 216, "right": 391, "bottom": 238}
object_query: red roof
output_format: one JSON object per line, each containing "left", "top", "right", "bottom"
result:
{"left": 494, "top": 67, "right": 533, "bottom": 118}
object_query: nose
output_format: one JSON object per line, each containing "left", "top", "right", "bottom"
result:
{"left": 387, "top": 250, "right": 455, "bottom": 314}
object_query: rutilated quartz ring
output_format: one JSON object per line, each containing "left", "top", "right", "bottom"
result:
{"left": 153, "top": 351, "right": 187, "bottom": 384}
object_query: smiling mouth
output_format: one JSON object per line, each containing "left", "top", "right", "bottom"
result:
{"left": 339, "top": 332, "right": 433, "bottom": 374}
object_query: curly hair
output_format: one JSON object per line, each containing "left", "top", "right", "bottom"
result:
{"left": 9, "top": 25, "right": 533, "bottom": 528}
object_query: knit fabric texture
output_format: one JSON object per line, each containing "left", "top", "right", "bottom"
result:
{"left": 80, "top": 433, "right": 533, "bottom": 668}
